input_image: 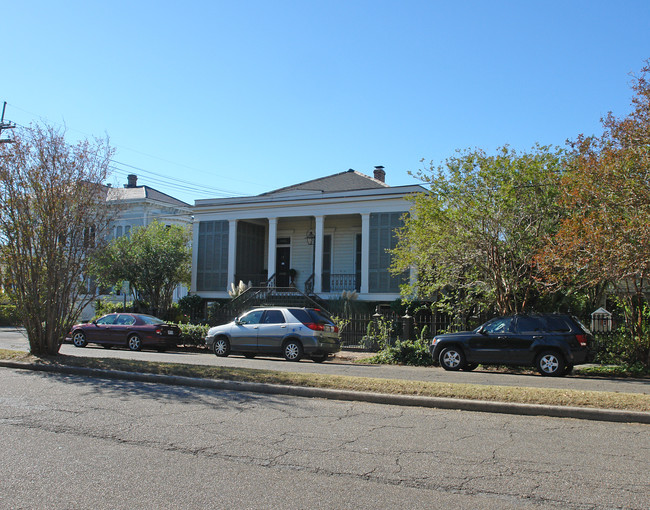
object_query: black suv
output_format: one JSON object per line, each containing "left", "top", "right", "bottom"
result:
{"left": 430, "top": 314, "right": 592, "bottom": 376}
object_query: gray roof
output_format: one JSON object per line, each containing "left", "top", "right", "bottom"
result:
{"left": 107, "top": 186, "right": 190, "bottom": 208}
{"left": 261, "top": 169, "right": 389, "bottom": 195}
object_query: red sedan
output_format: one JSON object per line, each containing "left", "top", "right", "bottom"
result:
{"left": 68, "top": 313, "right": 181, "bottom": 351}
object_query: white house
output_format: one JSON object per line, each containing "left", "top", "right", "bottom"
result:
{"left": 107, "top": 174, "right": 192, "bottom": 236}
{"left": 80, "top": 174, "right": 193, "bottom": 319}
{"left": 191, "top": 167, "right": 425, "bottom": 302}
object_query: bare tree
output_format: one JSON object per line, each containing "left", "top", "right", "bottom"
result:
{"left": 0, "top": 124, "right": 114, "bottom": 355}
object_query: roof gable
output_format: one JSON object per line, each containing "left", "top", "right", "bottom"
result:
{"left": 261, "top": 169, "right": 388, "bottom": 196}
{"left": 106, "top": 185, "right": 190, "bottom": 208}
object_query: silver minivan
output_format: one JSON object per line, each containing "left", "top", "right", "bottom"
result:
{"left": 205, "top": 307, "right": 341, "bottom": 362}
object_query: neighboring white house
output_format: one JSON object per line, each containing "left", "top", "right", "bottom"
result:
{"left": 191, "top": 167, "right": 425, "bottom": 302}
{"left": 81, "top": 174, "right": 193, "bottom": 319}
{"left": 107, "top": 174, "right": 193, "bottom": 236}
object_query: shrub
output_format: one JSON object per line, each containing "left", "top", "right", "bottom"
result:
{"left": 93, "top": 299, "right": 134, "bottom": 319}
{"left": 177, "top": 323, "right": 210, "bottom": 347}
{"left": 591, "top": 331, "right": 650, "bottom": 367}
{"left": 0, "top": 304, "right": 19, "bottom": 326}
{"left": 178, "top": 294, "right": 204, "bottom": 319}
{"left": 367, "top": 338, "right": 433, "bottom": 366}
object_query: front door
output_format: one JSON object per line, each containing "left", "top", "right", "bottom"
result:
{"left": 276, "top": 246, "right": 291, "bottom": 287}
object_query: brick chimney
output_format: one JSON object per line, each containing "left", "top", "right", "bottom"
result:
{"left": 373, "top": 166, "right": 385, "bottom": 183}
{"left": 125, "top": 174, "right": 138, "bottom": 188}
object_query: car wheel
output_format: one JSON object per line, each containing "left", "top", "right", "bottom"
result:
{"left": 127, "top": 334, "right": 142, "bottom": 351}
{"left": 565, "top": 364, "right": 574, "bottom": 375}
{"left": 213, "top": 337, "right": 230, "bottom": 357}
{"left": 311, "top": 354, "right": 328, "bottom": 363}
{"left": 463, "top": 363, "right": 478, "bottom": 371}
{"left": 536, "top": 350, "right": 566, "bottom": 376}
{"left": 72, "top": 331, "right": 87, "bottom": 348}
{"left": 283, "top": 340, "right": 303, "bottom": 362}
{"left": 439, "top": 347, "right": 466, "bottom": 371}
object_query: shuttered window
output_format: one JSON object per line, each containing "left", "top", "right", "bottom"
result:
{"left": 197, "top": 220, "right": 229, "bottom": 291}
{"left": 368, "top": 212, "right": 406, "bottom": 293}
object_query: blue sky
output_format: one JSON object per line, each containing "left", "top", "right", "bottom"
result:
{"left": 3, "top": 1, "right": 649, "bottom": 204}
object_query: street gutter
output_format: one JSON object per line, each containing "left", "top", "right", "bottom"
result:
{"left": 2, "top": 360, "right": 649, "bottom": 424}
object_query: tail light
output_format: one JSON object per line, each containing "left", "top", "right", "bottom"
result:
{"left": 576, "top": 334, "right": 588, "bottom": 347}
{"left": 155, "top": 327, "right": 162, "bottom": 335}
{"left": 305, "top": 323, "right": 338, "bottom": 333}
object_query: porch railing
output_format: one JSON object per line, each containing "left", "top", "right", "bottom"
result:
{"left": 304, "top": 273, "right": 314, "bottom": 295}
{"left": 324, "top": 273, "right": 359, "bottom": 292}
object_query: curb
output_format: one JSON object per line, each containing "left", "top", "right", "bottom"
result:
{"left": 2, "top": 360, "right": 649, "bottom": 424}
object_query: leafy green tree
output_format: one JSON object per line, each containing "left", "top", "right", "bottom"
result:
{"left": 392, "top": 145, "right": 564, "bottom": 323}
{"left": 91, "top": 220, "right": 191, "bottom": 318}
{"left": 0, "top": 124, "right": 114, "bottom": 355}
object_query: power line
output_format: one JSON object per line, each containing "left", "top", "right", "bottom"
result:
{"left": 108, "top": 161, "right": 244, "bottom": 198}
{"left": 5, "top": 102, "right": 262, "bottom": 196}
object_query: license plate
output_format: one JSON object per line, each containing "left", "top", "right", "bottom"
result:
{"left": 168, "top": 330, "right": 175, "bottom": 335}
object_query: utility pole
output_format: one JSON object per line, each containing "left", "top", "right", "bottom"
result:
{"left": 0, "top": 101, "right": 16, "bottom": 144}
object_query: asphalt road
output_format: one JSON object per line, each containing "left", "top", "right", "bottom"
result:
{"left": 1, "top": 368, "right": 648, "bottom": 509}
{"left": 2, "top": 327, "right": 649, "bottom": 395}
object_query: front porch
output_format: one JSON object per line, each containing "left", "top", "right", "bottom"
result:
{"left": 194, "top": 212, "right": 407, "bottom": 301}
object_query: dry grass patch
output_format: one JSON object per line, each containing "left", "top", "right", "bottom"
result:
{"left": 1, "top": 350, "right": 649, "bottom": 412}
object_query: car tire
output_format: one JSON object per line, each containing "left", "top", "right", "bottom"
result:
{"left": 310, "top": 354, "right": 328, "bottom": 363}
{"left": 536, "top": 350, "right": 566, "bottom": 377}
{"left": 283, "top": 340, "right": 303, "bottom": 362}
{"left": 213, "top": 337, "right": 230, "bottom": 357}
{"left": 463, "top": 363, "right": 478, "bottom": 371}
{"left": 439, "top": 347, "right": 466, "bottom": 371}
{"left": 127, "top": 334, "right": 142, "bottom": 351}
{"left": 72, "top": 331, "right": 87, "bottom": 348}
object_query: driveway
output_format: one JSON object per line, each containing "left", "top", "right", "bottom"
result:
{"left": 2, "top": 327, "right": 648, "bottom": 395}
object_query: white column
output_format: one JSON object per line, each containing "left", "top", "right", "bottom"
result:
{"left": 227, "top": 219, "right": 237, "bottom": 290}
{"left": 313, "top": 215, "right": 324, "bottom": 293}
{"left": 267, "top": 217, "right": 277, "bottom": 283}
{"left": 360, "top": 213, "right": 370, "bottom": 294}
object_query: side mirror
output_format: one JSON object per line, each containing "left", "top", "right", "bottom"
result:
{"left": 478, "top": 326, "right": 487, "bottom": 335}
{"left": 234, "top": 317, "right": 241, "bottom": 325}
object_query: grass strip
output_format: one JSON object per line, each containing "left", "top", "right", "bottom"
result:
{"left": 2, "top": 349, "right": 649, "bottom": 412}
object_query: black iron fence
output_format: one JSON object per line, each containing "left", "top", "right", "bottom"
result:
{"left": 338, "top": 310, "right": 452, "bottom": 350}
